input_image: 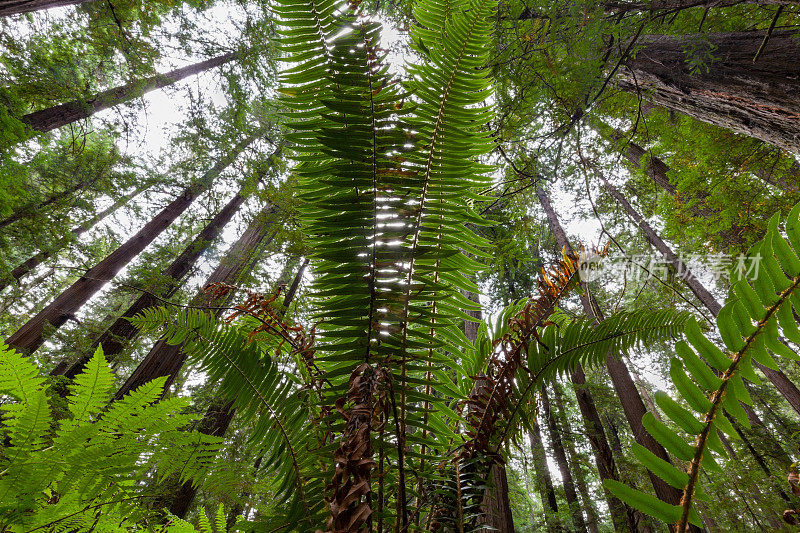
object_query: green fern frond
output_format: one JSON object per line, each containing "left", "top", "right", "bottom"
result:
{"left": 606, "top": 202, "right": 800, "bottom": 532}
{"left": 0, "top": 346, "right": 221, "bottom": 532}
{"left": 68, "top": 346, "right": 114, "bottom": 422}
{"left": 499, "top": 308, "right": 691, "bottom": 443}
{"left": 131, "top": 307, "right": 322, "bottom": 530}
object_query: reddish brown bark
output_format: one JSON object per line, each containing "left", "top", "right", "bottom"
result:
{"left": 0, "top": 0, "right": 92, "bottom": 16}
{"left": 114, "top": 210, "right": 276, "bottom": 400}
{"left": 541, "top": 386, "right": 588, "bottom": 533}
{"left": 5, "top": 134, "right": 257, "bottom": 355}
{"left": 53, "top": 188, "right": 249, "bottom": 379}
{"left": 0, "top": 183, "right": 149, "bottom": 292}
{"left": 21, "top": 52, "right": 236, "bottom": 133}
{"left": 617, "top": 31, "right": 800, "bottom": 154}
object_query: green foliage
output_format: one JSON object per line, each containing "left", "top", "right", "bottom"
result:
{"left": 495, "top": 307, "right": 692, "bottom": 438}
{"left": 0, "top": 344, "right": 220, "bottom": 532}
{"left": 131, "top": 306, "right": 322, "bottom": 530}
{"left": 605, "top": 202, "right": 800, "bottom": 531}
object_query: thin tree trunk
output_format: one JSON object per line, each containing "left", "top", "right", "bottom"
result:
{"left": 602, "top": 176, "right": 800, "bottom": 416}
{"left": 541, "top": 386, "right": 588, "bottom": 533}
{"left": 53, "top": 186, "right": 251, "bottom": 378}
{"left": 0, "top": 169, "right": 110, "bottom": 230}
{"left": 517, "top": 189, "right": 634, "bottom": 528}
{"left": 535, "top": 185, "right": 695, "bottom": 525}
{"left": 528, "top": 423, "right": 561, "bottom": 533}
{"left": 21, "top": 52, "right": 237, "bottom": 133}
{"left": 0, "top": 182, "right": 150, "bottom": 292}
{"left": 114, "top": 209, "right": 276, "bottom": 400}
{"left": 616, "top": 31, "right": 800, "bottom": 154}
{"left": 5, "top": 134, "right": 257, "bottom": 355}
{"left": 0, "top": 0, "right": 92, "bottom": 16}
{"left": 167, "top": 259, "right": 306, "bottom": 518}
{"left": 552, "top": 384, "right": 601, "bottom": 533}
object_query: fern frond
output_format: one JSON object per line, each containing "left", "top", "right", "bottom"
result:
{"left": 0, "top": 347, "right": 221, "bottom": 532}
{"left": 68, "top": 346, "right": 114, "bottom": 422}
{"left": 606, "top": 202, "right": 800, "bottom": 532}
{"left": 131, "top": 307, "right": 322, "bottom": 530}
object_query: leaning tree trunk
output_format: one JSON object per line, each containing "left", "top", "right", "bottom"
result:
{"left": 168, "top": 259, "right": 307, "bottom": 518}
{"left": 52, "top": 184, "right": 253, "bottom": 378}
{"left": 511, "top": 190, "right": 635, "bottom": 529}
{"left": 114, "top": 209, "right": 276, "bottom": 400}
{"left": 0, "top": 167, "right": 111, "bottom": 230}
{"left": 5, "top": 133, "right": 258, "bottom": 355}
{"left": 0, "top": 182, "right": 150, "bottom": 292}
{"left": 616, "top": 30, "right": 800, "bottom": 155}
{"left": 21, "top": 52, "right": 237, "bottom": 134}
{"left": 541, "top": 386, "right": 588, "bottom": 533}
{"left": 0, "top": 0, "right": 92, "bottom": 16}
{"left": 601, "top": 177, "right": 800, "bottom": 417}
{"left": 536, "top": 185, "right": 697, "bottom": 527}
{"left": 552, "top": 383, "right": 601, "bottom": 533}
{"left": 528, "top": 423, "right": 561, "bottom": 533}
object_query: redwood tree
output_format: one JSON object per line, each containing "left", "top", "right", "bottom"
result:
{"left": 20, "top": 52, "right": 238, "bottom": 135}
{"left": 616, "top": 30, "right": 800, "bottom": 154}
{"left": 5, "top": 133, "right": 258, "bottom": 355}
{"left": 52, "top": 182, "right": 254, "bottom": 378}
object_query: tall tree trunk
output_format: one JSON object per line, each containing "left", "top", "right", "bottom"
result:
{"left": 5, "top": 133, "right": 257, "bottom": 355}
{"left": 0, "top": 0, "right": 92, "bottom": 16}
{"left": 552, "top": 384, "right": 601, "bottom": 533}
{"left": 462, "top": 288, "right": 515, "bottom": 532}
{"left": 601, "top": 176, "right": 800, "bottom": 416}
{"left": 167, "top": 259, "right": 306, "bottom": 518}
{"left": 53, "top": 185, "right": 252, "bottom": 378}
{"left": 21, "top": 52, "right": 237, "bottom": 133}
{"left": 114, "top": 209, "right": 276, "bottom": 400}
{"left": 0, "top": 182, "right": 150, "bottom": 292}
{"left": 535, "top": 185, "right": 695, "bottom": 526}
{"left": 616, "top": 31, "right": 800, "bottom": 154}
{"left": 541, "top": 386, "right": 588, "bottom": 533}
{"left": 528, "top": 423, "right": 561, "bottom": 533}
{"left": 523, "top": 189, "right": 635, "bottom": 528}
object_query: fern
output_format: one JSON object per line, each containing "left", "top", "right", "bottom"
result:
{"left": 0, "top": 344, "right": 220, "bottom": 532}
{"left": 130, "top": 307, "right": 323, "bottom": 530}
{"left": 270, "top": 0, "right": 498, "bottom": 526}
{"left": 604, "top": 202, "right": 800, "bottom": 532}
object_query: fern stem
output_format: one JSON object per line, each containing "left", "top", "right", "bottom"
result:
{"left": 677, "top": 275, "right": 800, "bottom": 532}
